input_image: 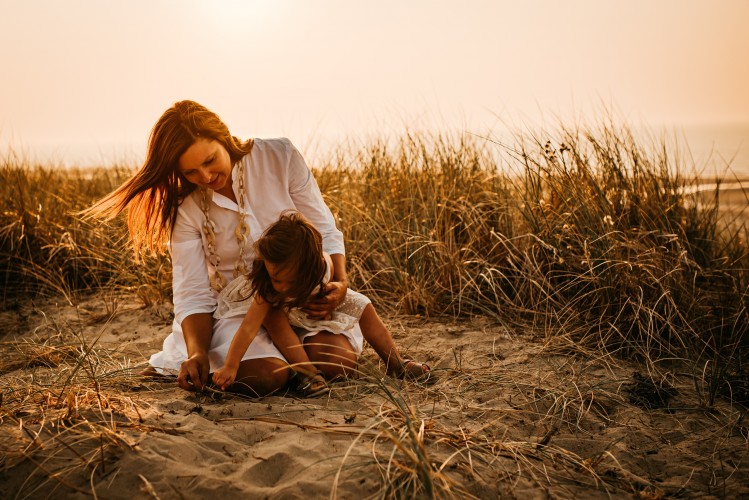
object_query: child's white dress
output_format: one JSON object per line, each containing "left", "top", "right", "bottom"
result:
{"left": 214, "top": 255, "right": 371, "bottom": 339}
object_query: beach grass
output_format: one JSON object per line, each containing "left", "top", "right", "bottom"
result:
{"left": 314, "top": 123, "right": 748, "bottom": 408}
{"left": 1, "top": 122, "right": 748, "bottom": 497}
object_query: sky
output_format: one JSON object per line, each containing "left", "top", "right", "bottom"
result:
{"left": 1, "top": 0, "right": 748, "bottom": 169}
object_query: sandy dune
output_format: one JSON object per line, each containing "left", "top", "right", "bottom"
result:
{"left": 1, "top": 295, "right": 748, "bottom": 499}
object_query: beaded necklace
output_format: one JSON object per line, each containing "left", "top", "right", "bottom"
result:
{"left": 199, "top": 139, "right": 254, "bottom": 292}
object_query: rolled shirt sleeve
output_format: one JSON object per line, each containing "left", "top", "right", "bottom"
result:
{"left": 169, "top": 201, "right": 218, "bottom": 324}
{"left": 285, "top": 141, "right": 346, "bottom": 256}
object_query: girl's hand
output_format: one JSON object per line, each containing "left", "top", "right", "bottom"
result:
{"left": 302, "top": 280, "right": 347, "bottom": 320}
{"left": 212, "top": 365, "right": 237, "bottom": 391}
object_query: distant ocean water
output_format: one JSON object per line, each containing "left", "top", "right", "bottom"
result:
{"left": 662, "top": 122, "right": 749, "bottom": 180}
{"left": 486, "top": 121, "right": 749, "bottom": 183}
{"left": 2, "top": 122, "right": 748, "bottom": 178}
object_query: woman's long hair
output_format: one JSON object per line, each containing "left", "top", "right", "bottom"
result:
{"left": 248, "top": 211, "right": 328, "bottom": 310}
{"left": 80, "top": 100, "right": 254, "bottom": 257}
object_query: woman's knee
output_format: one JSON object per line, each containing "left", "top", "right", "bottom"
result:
{"left": 231, "top": 357, "right": 290, "bottom": 397}
{"left": 304, "top": 333, "right": 358, "bottom": 379}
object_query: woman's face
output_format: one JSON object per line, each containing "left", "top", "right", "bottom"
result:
{"left": 178, "top": 138, "right": 233, "bottom": 192}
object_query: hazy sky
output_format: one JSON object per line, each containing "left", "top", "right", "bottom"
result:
{"left": 1, "top": 0, "right": 748, "bottom": 166}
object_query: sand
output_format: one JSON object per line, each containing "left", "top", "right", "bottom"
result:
{"left": 1, "top": 294, "right": 748, "bottom": 499}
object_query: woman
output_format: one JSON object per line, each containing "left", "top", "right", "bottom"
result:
{"left": 83, "top": 100, "right": 428, "bottom": 396}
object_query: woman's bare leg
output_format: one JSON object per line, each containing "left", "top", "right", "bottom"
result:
{"left": 230, "top": 357, "right": 290, "bottom": 397}
{"left": 303, "top": 332, "right": 358, "bottom": 379}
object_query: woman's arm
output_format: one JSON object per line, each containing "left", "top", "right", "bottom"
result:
{"left": 303, "top": 253, "right": 348, "bottom": 319}
{"left": 282, "top": 141, "right": 348, "bottom": 319}
{"left": 329, "top": 253, "right": 348, "bottom": 285}
{"left": 170, "top": 201, "right": 221, "bottom": 391}
{"left": 177, "top": 313, "right": 214, "bottom": 391}
{"left": 213, "top": 299, "right": 271, "bottom": 390}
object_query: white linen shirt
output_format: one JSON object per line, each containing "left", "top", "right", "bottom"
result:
{"left": 169, "top": 137, "right": 345, "bottom": 325}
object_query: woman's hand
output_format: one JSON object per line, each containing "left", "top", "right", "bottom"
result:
{"left": 212, "top": 365, "right": 237, "bottom": 391}
{"left": 302, "top": 280, "right": 348, "bottom": 320}
{"left": 177, "top": 352, "right": 210, "bottom": 392}
{"left": 178, "top": 313, "right": 214, "bottom": 392}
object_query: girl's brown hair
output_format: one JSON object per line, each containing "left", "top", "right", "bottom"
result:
{"left": 248, "top": 211, "right": 328, "bottom": 310}
{"left": 80, "top": 100, "right": 254, "bottom": 257}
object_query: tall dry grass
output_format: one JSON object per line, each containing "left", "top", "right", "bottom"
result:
{"left": 0, "top": 161, "right": 171, "bottom": 306}
{"left": 317, "top": 124, "right": 749, "bottom": 407}
{"left": 1, "top": 122, "right": 747, "bottom": 407}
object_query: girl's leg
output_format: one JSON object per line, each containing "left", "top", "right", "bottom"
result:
{"left": 358, "top": 304, "right": 430, "bottom": 378}
{"left": 230, "top": 356, "right": 290, "bottom": 397}
{"left": 303, "top": 332, "right": 358, "bottom": 379}
{"left": 358, "top": 304, "right": 400, "bottom": 369}
{"left": 263, "top": 309, "right": 318, "bottom": 375}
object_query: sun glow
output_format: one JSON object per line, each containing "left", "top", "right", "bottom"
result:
{"left": 196, "top": 0, "right": 281, "bottom": 33}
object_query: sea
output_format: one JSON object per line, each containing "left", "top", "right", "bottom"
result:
{"left": 2, "top": 122, "right": 748, "bottom": 181}
{"left": 663, "top": 122, "right": 749, "bottom": 180}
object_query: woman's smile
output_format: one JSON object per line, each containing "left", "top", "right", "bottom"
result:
{"left": 206, "top": 174, "right": 223, "bottom": 189}
{"left": 178, "top": 138, "right": 233, "bottom": 191}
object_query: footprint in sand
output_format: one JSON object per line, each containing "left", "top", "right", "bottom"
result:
{"left": 241, "top": 451, "right": 298, "bottom": 487}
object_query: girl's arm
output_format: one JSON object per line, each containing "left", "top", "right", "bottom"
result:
{"left": 213, "top": 298, "right": 271, "bottom": 390}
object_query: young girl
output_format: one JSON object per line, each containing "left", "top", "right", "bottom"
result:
{"left": 212, "top": 211, "right": 431, "bottom": 395}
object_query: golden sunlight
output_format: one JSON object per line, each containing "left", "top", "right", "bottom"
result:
{"left": 195, "top": 0, "right": 281, "bottom": 33}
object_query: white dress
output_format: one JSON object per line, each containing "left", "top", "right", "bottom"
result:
{"left": 214, "top": 253, "right": 372, "bottom": 338}
{"left": 148, "top": 138, "right": 364, "bottom": 375}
